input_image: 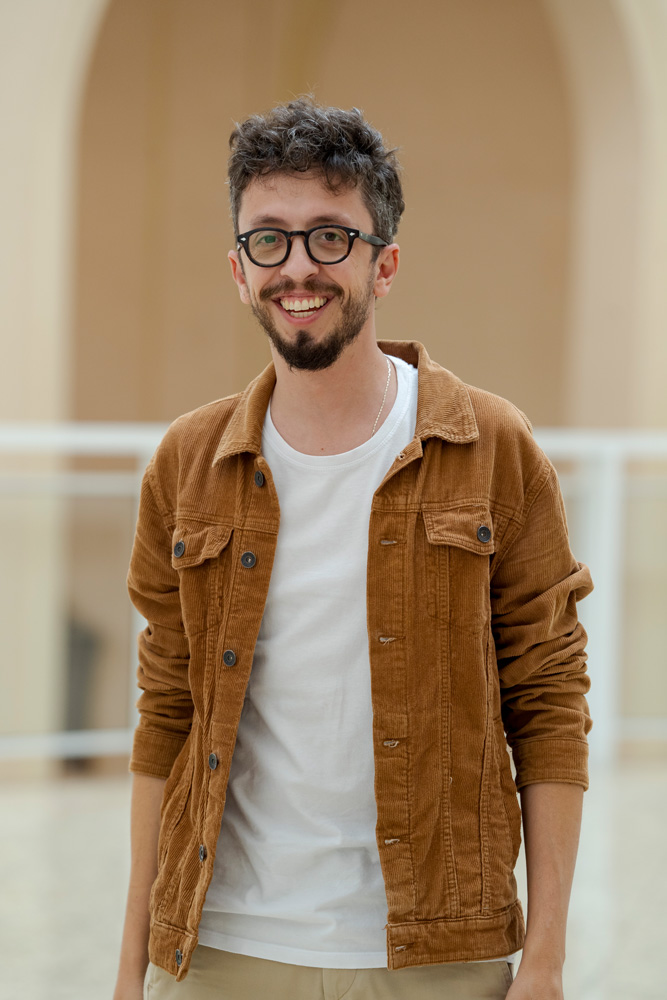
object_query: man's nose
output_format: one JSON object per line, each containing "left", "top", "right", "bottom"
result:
{"left": 279, "top": 235, "right": 320, "bottom": 282}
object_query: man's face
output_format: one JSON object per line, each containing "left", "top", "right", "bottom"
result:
{"left": 229, "top": 171, "right": 393, "bottom": 371}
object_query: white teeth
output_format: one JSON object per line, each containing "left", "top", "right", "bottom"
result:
{"left": 279, "top": 296, "right": 327, "bottom": 312}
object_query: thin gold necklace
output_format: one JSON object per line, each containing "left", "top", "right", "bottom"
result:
{"left": 371, "top": 356, "right": 392, "bottom": 437}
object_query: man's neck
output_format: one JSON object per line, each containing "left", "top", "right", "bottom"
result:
{"left": 268, "top": 335, "right": 398, "bottom": 456}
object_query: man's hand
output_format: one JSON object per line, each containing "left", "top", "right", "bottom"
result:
{"left": 112, "top": 971, "right": 145, "bottom": 1000}
{"left": 506, "top": 960, "right": 564, "bottom": 999}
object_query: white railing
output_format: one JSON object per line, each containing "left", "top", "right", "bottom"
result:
{"left": 1, "top": 423, "right": 666, "bottom": 766}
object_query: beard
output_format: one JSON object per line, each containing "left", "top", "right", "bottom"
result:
{"left": 247, "top": 268, "right": 376, "bottom": 372}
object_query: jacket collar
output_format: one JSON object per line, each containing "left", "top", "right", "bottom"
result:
{"left": 211, "top": 340, "right": 479, "bottom": 467}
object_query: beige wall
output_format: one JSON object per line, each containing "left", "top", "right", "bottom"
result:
{"left": 72, "top": 0, "right": 571, "bottom": 426}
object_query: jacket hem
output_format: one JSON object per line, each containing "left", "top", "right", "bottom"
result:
{"left": 146, "top": 900, "right": 525, "bottom": 980}
{"left": 386, "top": 898, "right": 525, "bottom": 970}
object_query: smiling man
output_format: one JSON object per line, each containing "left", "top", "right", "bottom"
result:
{"left": 114, "top": 99, "right": 594, "bottom": 1000}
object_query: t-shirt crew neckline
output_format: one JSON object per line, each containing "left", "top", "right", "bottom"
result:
{"left": 263, "top": 355, "right": 413, "bottom": 470}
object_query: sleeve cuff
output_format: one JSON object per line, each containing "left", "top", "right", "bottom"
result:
{"left": 128, "top": 726, "right": 188, "bottom": 779}
{"left": 512, "top": 737, "right": 589, "bottom": 791}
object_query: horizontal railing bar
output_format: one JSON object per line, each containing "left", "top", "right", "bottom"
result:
{"left": 0, "top": 729, "right": 133, "bottom": 760}
{"left": 1, "top": 424, "right": 667, "bottom": 458}
{"left": 534, "top": 429, "right": 667, "bottom": 457}
{"left": 0, "top": 472, "right": 141, "bottom": 496}
{"left": 0, "top": 423, "right": 167, "bottom": 455}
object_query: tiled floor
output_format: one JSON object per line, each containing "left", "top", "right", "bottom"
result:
{"left": 1, "top": 759, "right": 665, "bottom": 1000}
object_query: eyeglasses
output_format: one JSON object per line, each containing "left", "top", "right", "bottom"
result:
{"left": 235, "top": 225, "right": 388, "bottom": 267}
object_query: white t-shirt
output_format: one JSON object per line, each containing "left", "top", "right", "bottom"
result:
{"left": 198, "top": 355, "right": 518, "bottom": 968}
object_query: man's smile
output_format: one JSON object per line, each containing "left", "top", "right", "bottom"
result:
{"left": 273, "top": 294, "right": 333, "bottom": 323}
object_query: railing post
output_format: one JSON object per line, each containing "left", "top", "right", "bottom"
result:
{"left": 576, "top": 445, "right": 626, "bottom": 766}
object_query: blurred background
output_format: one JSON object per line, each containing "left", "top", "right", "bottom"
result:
{"left": 1, "top": 0, "right": 666, "bottom": 997}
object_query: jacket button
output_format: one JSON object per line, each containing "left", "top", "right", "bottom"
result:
{"left": 173, "top": 540, "right": 185, "bottom": 558}
{"left": 477, "top": 525, "right": 491, "bottom": 543}
{"left": 223, "top": 649, "right": 236, "bottom": 666}
{"left": 208, "top": 753, "right": 218, "bottom": 770}
{"left": 199, "top": 844, "right": 207, "bottom": 861}
{"left": 175, "top": 949, "right": 183, "bottom": 966}
{"left": 254, "top": 470, "right": 265, "bottom": 487}
{"left": 241, "top": 551, "right": 257, "bottom": 568}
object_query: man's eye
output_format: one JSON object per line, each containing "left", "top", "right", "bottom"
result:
{"left": 257, "top": 233, "right": 278, "bottom": 245}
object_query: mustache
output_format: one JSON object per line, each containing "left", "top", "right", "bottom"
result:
{"left": 259, "top": 280, "right": 342, "bottom": 302}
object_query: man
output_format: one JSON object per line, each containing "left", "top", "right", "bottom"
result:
{"left": 113, "top": 98, "right": 593, "bottom": 1000}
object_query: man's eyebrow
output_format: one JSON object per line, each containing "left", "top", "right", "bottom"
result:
{"left": 245, "top": 214, "right": 354, "bottom": 229}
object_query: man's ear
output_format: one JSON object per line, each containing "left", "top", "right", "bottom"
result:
{"left": 229, "top": 249, "right": 251, "bottom": 305}
{"left": 373, "top": 244, "right": 400, "bottom": 300}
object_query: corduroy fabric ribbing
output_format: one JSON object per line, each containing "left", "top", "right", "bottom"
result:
{"left": 126, "top": 340, "right": 593, "bottom": 983}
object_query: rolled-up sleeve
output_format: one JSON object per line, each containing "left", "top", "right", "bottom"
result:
{"left": 127, "top": 459, "right": 193, "bottom": 779}
{"left": 491, "top": 458, "right": 594, "bottom": 790}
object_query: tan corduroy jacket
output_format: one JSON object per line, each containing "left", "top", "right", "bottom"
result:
{"left": 127, "top": 339, "right": 593, "bottom": 982}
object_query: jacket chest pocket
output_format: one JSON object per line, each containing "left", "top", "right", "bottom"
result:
{"left": 171, "top": 522, "right": 234, "bottom": 636}
{"left": 421, "top": 507, "right": 495, "bottom": 632}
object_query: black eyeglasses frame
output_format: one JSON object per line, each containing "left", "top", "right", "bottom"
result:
{"left": 235, "top": 225, "right": 389, "bottom": 267}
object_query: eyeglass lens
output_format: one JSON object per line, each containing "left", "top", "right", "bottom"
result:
{"left": 246, "top": 227, "right": 350, "bottom": 265}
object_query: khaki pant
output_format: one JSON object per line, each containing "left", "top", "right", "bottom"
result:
{"left": 145, "top": 945, "right": 514, "bottom": 999}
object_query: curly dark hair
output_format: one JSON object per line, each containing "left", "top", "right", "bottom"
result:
{"left": 227, "top": 97, "right": 404, "bottom": 246}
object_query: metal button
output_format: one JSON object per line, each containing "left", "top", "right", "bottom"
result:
{"left": 477, "top": 525, "right": 492, "bottom": 543}
{"left": 173, "top": 540, "right": 185, "bottom": 558}
{"left": 208, "top": 753, "right": 218, "bottom": 770}
{"left": 383, "top": 739, "right": 400, "bottom": 748}
{"left": 254, "top": 470, "right": 265, "bottom": 487}
{"left": 199, "top": 844, "right": 207, "bottom": 862}
{"left": 175, "top": 949, "right": 183, "bottom": 966}
{"left": 223, "top": 649, "right": 236, "bottom": 667}
{"left": 241, "top": 551, "right": 257, "bottom": 568}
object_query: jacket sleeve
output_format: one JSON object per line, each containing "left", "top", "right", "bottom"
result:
{"left": 491, "top": 457, "right": 594, "bottom": 790}
{"left": 126, "top": 459, "right": 193, "bottom": 779}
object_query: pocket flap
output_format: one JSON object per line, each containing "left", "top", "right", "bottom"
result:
{"left": 422, "top": 507, "right": 495, "bottom": 555}
{"left": 171, "top": 523, "right": 233, "bottom": 569}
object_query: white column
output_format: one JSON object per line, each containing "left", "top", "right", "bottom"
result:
{"left": 0, "top": 0, "right": 108, "bottom": 777}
